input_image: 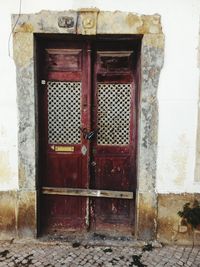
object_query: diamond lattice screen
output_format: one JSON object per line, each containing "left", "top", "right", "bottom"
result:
{"left": 47, "top": 81, "right": 81, "bottom": 144}
{"left": 97, "top": 83, "right": 131, "bottom": 145}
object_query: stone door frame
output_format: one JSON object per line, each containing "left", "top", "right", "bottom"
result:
{"left": 13, "top": 9, "right": 164, "bottom": 239}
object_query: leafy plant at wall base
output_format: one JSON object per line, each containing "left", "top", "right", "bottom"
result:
{"left": 177, "top": 199, "right": 200, "bottom": 229}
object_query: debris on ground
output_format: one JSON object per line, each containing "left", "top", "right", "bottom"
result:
{"left": 103, "top": 247, "right": 113, "bottom": 253}
{"left": 72, "top": 241, "right": 81, "bottom": 248}
{"left": 142, "top": 243, "right": 154, "bottom": 252}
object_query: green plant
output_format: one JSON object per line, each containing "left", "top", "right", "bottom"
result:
{"left": 177, "top": 199, "right": 200, "bottom": 229}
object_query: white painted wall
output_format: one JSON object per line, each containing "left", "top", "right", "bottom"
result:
{"left": 0, "top": 0, "right": 199, "bottom": 193}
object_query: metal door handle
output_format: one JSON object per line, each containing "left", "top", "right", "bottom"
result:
{"left": 87, "top": 128, "right": 99, "bottom": 140}
{"left": 80, "top": 127, "right": 99, "bottom": 140}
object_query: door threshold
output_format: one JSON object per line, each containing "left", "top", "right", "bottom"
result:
{"left": 38, "top": 232, "right": 157, "bottom": 248}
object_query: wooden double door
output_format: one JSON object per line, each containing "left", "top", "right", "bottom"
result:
{"left": 38, "top": 37, "right": 138, "bottom": 235}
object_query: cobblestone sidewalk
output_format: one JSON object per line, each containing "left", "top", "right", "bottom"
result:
{"left": 0, "top": 240, "right": 199, "bottom": 267}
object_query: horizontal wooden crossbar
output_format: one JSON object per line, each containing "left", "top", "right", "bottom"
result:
{"left": 42, "top": 187, "right": 133, "bottom": 199}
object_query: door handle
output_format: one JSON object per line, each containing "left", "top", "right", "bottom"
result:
{"left": 87, "top": 128, "right": 99, "bottom": 140}
{"left": 80, "top": 127, "right": 99, "bottom": 140}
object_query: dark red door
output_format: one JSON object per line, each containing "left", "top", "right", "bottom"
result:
{"left": 90, "top": 42, "right": 137, "bottom": 234}
{"left": 38, "top": 38, "right": 138, "bottom": 235}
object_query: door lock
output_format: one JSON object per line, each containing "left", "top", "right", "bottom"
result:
{"left": 80, "top": 127, "right": 99, "bottom": 140}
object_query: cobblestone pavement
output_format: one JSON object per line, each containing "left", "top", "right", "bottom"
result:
{"left": 0, "top": 240, "right": 199, "bottom": 267}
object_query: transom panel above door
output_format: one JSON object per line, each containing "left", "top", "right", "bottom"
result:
{"left": 38, "top": 37, "right": 139, "bottom": 236}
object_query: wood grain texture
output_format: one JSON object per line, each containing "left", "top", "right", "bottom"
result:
{"left": 38, "top": 36, "right": 139, "bottom": 235}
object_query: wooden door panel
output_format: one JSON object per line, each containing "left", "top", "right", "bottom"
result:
{"left": 97, "top": 51, "right": 133, "bottom": 73}
{"left": 39, "top": 38, "right": 138, "bottom": 235}
{"left": 39, "top": 40, "right": 89, "bottom": 233}
{"left": 94, "top": 156, "right": 132, "bottom": 191}
{"left": 44, "top": 154, "right": 83, "bottom": 188}
{"left": 45, "top": 48, "right": 82, "bottom": 71}
{"left": 94, "top": 198, "right": 133, "bottom": 221}
{"left": 93, "top": 198, "right": 134, "bottom": 233}
{"left": 91, "top": 42, "right": 137, "bottom": 234}
{"left": 42, "top": 195, "right": 86, "bottom": 230}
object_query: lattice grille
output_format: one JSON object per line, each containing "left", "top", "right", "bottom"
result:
{"left": 47, "top": 81, "right": 81, "bottom": 144}
{"left": 97, "top": 83, "right": 131, "bottom": 145}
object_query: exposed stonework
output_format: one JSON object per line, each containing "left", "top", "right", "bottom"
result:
{"left": 157, "top": 194, "right": 200, "bottom": 245}
{"left": 11, "top": 9, "right": 164, "bottom": 241}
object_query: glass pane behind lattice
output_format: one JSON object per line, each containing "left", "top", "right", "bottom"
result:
{"left": 47, "top": 81, "right": 81, "bottom": 144}
{"left": 97, "top": 83, "right": 131, "bottom": 145}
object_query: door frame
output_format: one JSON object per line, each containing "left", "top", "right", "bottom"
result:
{"left": 13, "top": 9, "right": 164, "bottom": 239}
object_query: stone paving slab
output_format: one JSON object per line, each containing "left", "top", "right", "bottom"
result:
{"left": 0, "top": 240, "right": 199, "bottom": 266}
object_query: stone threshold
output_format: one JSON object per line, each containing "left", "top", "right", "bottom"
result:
{"left": 37, "top": 232, "right": 162, "bottom": 248}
